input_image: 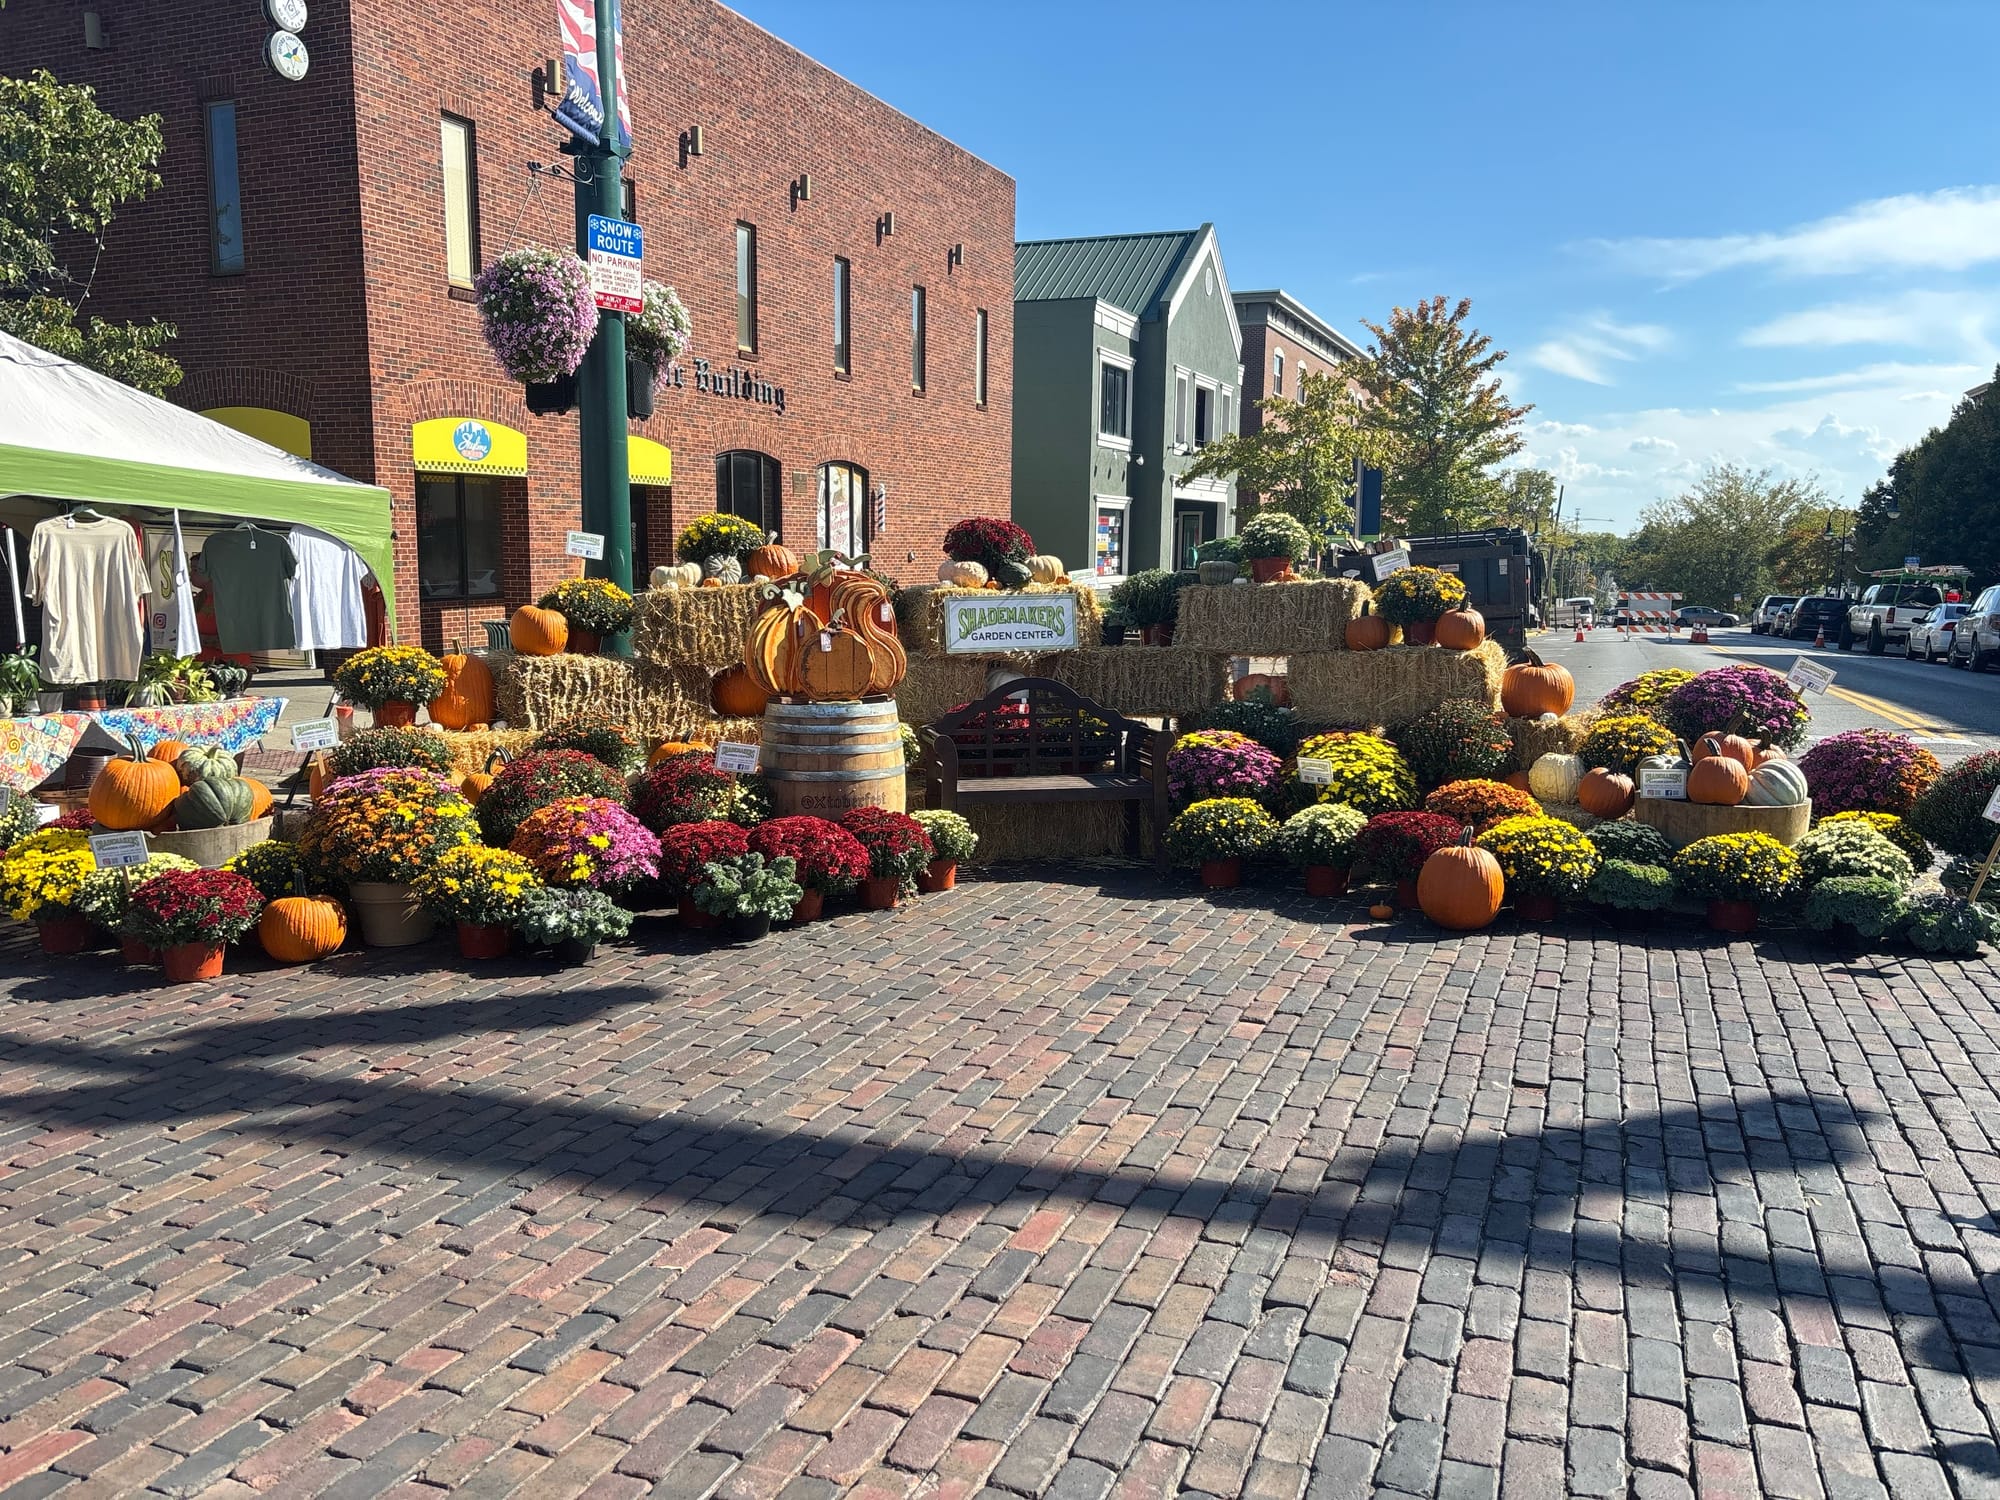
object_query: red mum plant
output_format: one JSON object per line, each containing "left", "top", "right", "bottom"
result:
{"left": 51, "top": 807, "right": 94, "bottom": 832}
{"left": 1352, "top": 811, "right": 1465, "bottom": 883}
{"left": 656, "top": 821, "right": 751, "bottom": 893}
{"left": 120, "top": 867, "right": 264, "bottom": 948}
{"left": 837, "top": 807, "right": 934, "bottom": 882}
{"left": 630, "top": 753, "right": 737, "bottom": 832}
{"left": 476, "top": 749, "right": 630, "bottom": 846}
{"left": 942, "top": 517, "right": 1035, "bottom": 571}
{"left": 748, "top": 816, "right": 870, "bottom": 894}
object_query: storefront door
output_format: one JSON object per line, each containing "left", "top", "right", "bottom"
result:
{"left": 1173, "top": 510, "right": 1207, "bottom": 570}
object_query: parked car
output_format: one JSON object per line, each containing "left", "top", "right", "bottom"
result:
{"left": 1948, "top": 583, "right": 2000, "bottom": 669}
{"left": 1902, "top": 603, "right": 1966, "bottom": 662}
{"left": 1750, "top": 595, "right": 1798, "bottom": 635}
{"left": 1784, "top": 596, "right": 1847, "bottom": 641}
{"left": 1841, "top": 581, "right": 1943, "bottom": 653}
{"left": 1676, "top": 604, "right": 1740, "bottom": 628}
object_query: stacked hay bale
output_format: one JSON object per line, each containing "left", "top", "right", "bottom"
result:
{"left": 1286, "top": 640, "right": 1506, "bottom": 728}
{"left": 1174, "top": 577, "right": 1369, "bottom": 655}
{"left": 1506, "top": 709, "right": 1598, "bottom": 773}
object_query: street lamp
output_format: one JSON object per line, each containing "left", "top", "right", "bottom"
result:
{"left": 1822, "top": 516, "right": 1854, "bottom": 596}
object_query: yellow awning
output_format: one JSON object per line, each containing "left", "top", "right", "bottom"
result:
{"left": 203, "top": 407, "right": 312, "bottom": 460}
{"left": 629, "top": 435, "right": 672, "bottom": 486}
{"left": 412, "top": 417, "right": 527, "bottom": 477}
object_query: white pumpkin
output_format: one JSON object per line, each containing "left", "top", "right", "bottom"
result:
{"left": 1742, "top": 760, "right": 1810, "bottom": 807}
{"left": 938, "top": 559, "right": 989, "bottom": 587}
{"left": 652, "top": 562, "right": 702, "bottom": 590}
{"left": 1528, "top": 752, "right": 1586, "bottom": 805}
{"left": 1025, "top": 554, "right": 1066, "bottom": 585}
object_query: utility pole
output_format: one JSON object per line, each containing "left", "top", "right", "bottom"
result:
{"left": 569, "top": 0, "right": 633, "bottom": 650}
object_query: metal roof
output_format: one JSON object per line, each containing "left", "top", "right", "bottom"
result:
{"left": 1014, "top": 229, "right": 1205, "bottom": 315}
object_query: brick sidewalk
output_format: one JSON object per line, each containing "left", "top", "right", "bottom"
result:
{"left": 1, "top": 873, "right": 1999, "bottom": 1497}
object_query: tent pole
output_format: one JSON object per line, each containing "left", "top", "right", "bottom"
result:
{"left": 3, "top": 528, "right": 22, "bottom": 651}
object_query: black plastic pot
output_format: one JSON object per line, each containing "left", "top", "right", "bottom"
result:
{"left": 555, "top": 936, "right": 598, "bottom": 965}
{"left": 726, "top": 913, "right": 772, "bottom": 943}
{"left": 525, "top": 374, "right": 579, "bottom": 415}
{"left": 627, "top": 356, "right": 657, "bottom": 419}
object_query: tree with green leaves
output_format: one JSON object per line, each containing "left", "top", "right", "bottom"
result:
{"left": 1181, "top": 368, "right": 1388, "bottom": 549}
{"left": 1856, "top": 376, "right": 2000, "bottom": 587}
{"left": 1347, "top": 296, "right": 1532, "bottom": 534}
{"left": 1619, "top": 465, "right": 1829, "bottom": 607}
{"left": 1486, "top": 467, "right": 1561, "bottom": 534}
{"left": 0, "top": 69, "right": 180, "bottom": 394}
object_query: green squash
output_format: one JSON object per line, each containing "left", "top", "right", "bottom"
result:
{"left": 174, "top": 745, "right": 240, "bottom": 786}
{"left": 175, "top": 776, "right": 255, "bottom": 829}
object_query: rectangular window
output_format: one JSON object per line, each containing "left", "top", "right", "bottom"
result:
{"left": 1099, "top": 362, "right": 1130, "bottom": 440}
{"left": 1272, "top": 349, "right": 1284, "bottom": 396}
{"left": 1194, "top": 386, "right": 1212, "bottom": 447}
{"left": 911, "top": 286, "right": 927, "bottom": 392}
{"left": 974, "top": 309, "right": 989, "bottom": 406}
{"left": 716, "top": 450, "right": 780, "bottom": 534}
{"left": 735, "top": 222, "right": 757, "bottom": 353}
{"left": 415, "top": 476, "right": 502, "bottom": 600}
{"left": 206, "top": 101, "right": 245, "bottom": 276}
{"left": 1094, "top": 501, "right": 1128, "bottom": 578}
{"left": 1221, "top": 390, "right": 1233, "bottom": 438}
{"left": 440, "top": 114, "right": 479, "bottom": 288}
{"left": 1175, "top": 373, "right": 1189, "bottom": 446}
{"left": 833, "top": 257, "right": 851, "bottom": 374}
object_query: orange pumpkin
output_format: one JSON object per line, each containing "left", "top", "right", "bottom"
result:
{"left": 1417, "top": 834, "right": 1505, "bottom": 930}
{"left": 509, "top": 605, "right": 568, "bottom": 656}
{"left": 746, "top": 544, "right": 799, "bottom": 581}
{"left": 1695, "top": 731, "right": 1759, "bottom": 769}
{"left": 259, "top": 896, "right": 347, "bottom": 964}
{"left": 1500, "top": 651, "right": 1575, "bottom": 718}
{"left": 431, "top": 642, "right": 496, "bottom": 730}
{"left": 1368, "top": 903, "right": 1395, "bottom": 920}
{"left": 1346, "top": 603, "right": 1391, "bottom": 652}
{"left": 798, "top": 626, "right": 875, "bottom": 701}
{"left": 1504, "top": 771, "right": 1533, "bottom": 792}
{"left": 1232, "top": 673, "right": 1291, "bottom": 707}
{"left": 240, "top": 777, "right": 274, "bottom": 820}
{"left": 1575, "top": 767, "right": 1635, "bottom": 819}
{"left": 148, "top": 739, "right": 189, "bottom": 764}
{"left": 712, "top": 664, "right": 771, "bottom": 718}
{"left": 1687, "top": 756, "right": 1750, "bottom": 806}
{"left": 1434, "top": 607, "right": 1487, "bottom": 652}
{"left": 1751, "top": 738, "right": 1788, "bottom": 768}
{"left": 88, "top": 738, "right": 182, "bottom": 831}
{"left": 649, "top": 740, "right": 711, "bottom": 765}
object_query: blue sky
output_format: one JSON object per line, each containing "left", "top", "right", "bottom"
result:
{"left": 733, "top": 0, "right": 2000, "bottom": 533}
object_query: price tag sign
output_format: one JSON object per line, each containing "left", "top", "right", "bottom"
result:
{"left": 713, "top": 741, "right": 761, "bottom": 775}
{"left": 565, "top": 530, "right": 605, "bottom": 560}
{"left": 1786, "top": 658, "right": 1835, "bottom": 694}
{"left": 1984, "top": 784, "right": 2000, "bottom": 825}
{"left": 1370, "top": 548, "right": 1411, "bottom": 582}
{"left": 89, "top": 831, "right": 151, "bottom": 869}
{"left": 1295, "top": 757, "right": 1334, "bottom": 787}
{"left": 291, "top": 717, "right": 339, "bottom": 752}
{"left": 1639, "top": 767, "right": 1688, "bottom": 801}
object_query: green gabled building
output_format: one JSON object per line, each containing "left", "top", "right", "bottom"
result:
{"left": 1012, "top": 226, "right": 1243, "bottom": 583}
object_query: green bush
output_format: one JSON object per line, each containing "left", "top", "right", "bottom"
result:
{"left": 1110, "top": 569, "right": 1187, "bottom": 628}
{"left": 1392, "top": 700, "right": 1513, "bottom": 790}
{"left": 1196, "top": 698, "right": 1300, "bottom": 756}
{"left": 1585, "top": 859, "right": 1675, "bottom": 912}
{"left": 1587, "top": 820, "right": 1674, "bottom": 867}
{"left": 1908, "top": 751, "right": 2000, "bottom": 859}
{"left": 1792, "top": 819, "right": 1915, "bottom": 889}
{"left": 1802, "top": 876, "right": 1908, "bottom": 939}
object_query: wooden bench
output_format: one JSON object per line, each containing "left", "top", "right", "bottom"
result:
{"left": 919, "top": 678, "right": 1172, "bottom": 867}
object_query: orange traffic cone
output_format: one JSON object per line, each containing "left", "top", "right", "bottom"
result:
{"left": 1575, "top": 625, "right": 1585, "bottom": 642}
{"left": 1813, "top": 625, "right": 1825, "bottom": 648}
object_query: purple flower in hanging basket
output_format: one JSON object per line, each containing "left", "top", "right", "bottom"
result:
{"left": 474, "top": 248, "right": 599, "bottom": 384}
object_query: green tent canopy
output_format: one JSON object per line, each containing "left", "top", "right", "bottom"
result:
{"left": 0, "top": 331, "right": 396, "bottom": 616}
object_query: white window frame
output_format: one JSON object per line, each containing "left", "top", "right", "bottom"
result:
{"left": 1092, "top": 495, "right": 1131, "bottom": 581}
{"left": 1272, "top": 348, "right": 1284, "bottom": 396}
{"left": 1174, "top": 368, "right": 1190, "bottom": 447}
{"left": 1193, "top": 377, "right": 1217, "bottom": 448}
{"left": 1097, "top": 349, "right": 1135, "bottom": 451}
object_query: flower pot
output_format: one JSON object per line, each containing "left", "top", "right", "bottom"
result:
{"left": 1820, "top": 921, "right": 1869, "bottom": 955}
{"left": 1395, "top": 877, "right": 1420, "bottom": 909}
{"left": 860, "top": 875, "right": 901, "bottom": 910}
{"left": 555, "top": 936, "right": 597, "bottom": 965}
{"left": 1250, "top": 556, "right": 1291, "bottom": 583}
{"left": 725, "top": 912, "right": 772, "bottom": 943}
{"left": 119, "top": 935, "right": 160, "bottom": 966}
{"left": 1198, "top": 561, "right": 1239, "bottom": 586}
{"left": 1140, "top": 624, "right": 1174, "bottom": 647}
{"left": 455, "top": 921, "right": 512, "bottom": 960}
{"left": 1404, "top": 620, "right": 1438, "bottom": 646}
{"left": 1200, "top": 858, "right": 1243, "bottom": 890}
{"left": 347, "top": 881, "right": 435, "bottom": 947}
{"left": 373, "top": 700, "right": 417, "bottom": 728}
{"left": 1515, "top": 891, "right": 1560, "bottom": 923}
{"left": 37, "top": 915, "right": 91, "bottom": 956}
{"left": 73, "top": 686, "right": 106, "bottom": 712}
{"left": 789, "top": 889, "right": 824, "bottom": 924}
{"left": 1707, "top": 898, "right": 1759, "bottom": 934}
{"left": 566, "top": 629, "right": 602, "bottom": 655}
{"left": 162, "top": 942, "right": 224, "bottom": 983}
{"left": 916, "top": 859, "right": 957, "bottom": 893}
{"left": 680, "top": 895, "right": 719, "bottom": 930}
{"left": 1303, "top": 864, "right": 1348, "bottom": 897}
{"left": 525, "top": 374, "right": 578, "bottom": 416}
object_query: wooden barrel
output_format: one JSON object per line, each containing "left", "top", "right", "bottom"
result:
{"left": 760, "top": 697, "right": 907, "bottom": 818}
{"left": 1632, "top": 796, "right": 1811, "bottom": 848}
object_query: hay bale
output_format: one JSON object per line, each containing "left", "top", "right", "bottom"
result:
{"left": 1173, "top": 577, "right": 1370, "bottom": 655}
{"left": 1542, "top": 801, "right": 1601, "bottom": 832}
{"left": 894, "top": 657, "right": 997, "bottom": 728}
{"left": 1288, "top": 640, "right": 1506, "bottom": 729}
{"left": 1038, "top": 647, "right": 1232, "bottom": 720}
{"left": 960, "top": 801, "right": 1144, "bottom": 863}
{"left": 631, "top": 584, "right": 761, "bottom": 671}
{"left": 1508, "top": 710, "right": 1598, "bottom": 771}
{"left": 495, "top": 653, "right": 643, "bottom": 731}
{"left": 433, "top": 728, "right": 535, "bottom": 774}
{"left": 898, "top": 582, "right": 1102, "bottom": 659}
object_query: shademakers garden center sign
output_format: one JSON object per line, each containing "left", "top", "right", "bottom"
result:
{"left": 943, "top": 593, "right": 1079, "bottom": 653}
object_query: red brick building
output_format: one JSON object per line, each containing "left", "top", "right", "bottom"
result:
{"left": 1, "top": 0, "right": 1015, "bottom": 647}
{"left": 1230, "top": 289, "right": 1361, "bottom": 518}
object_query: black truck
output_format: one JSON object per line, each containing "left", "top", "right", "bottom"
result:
{"left": 1331, "top": 528, "right": 1535, "bottom": 655}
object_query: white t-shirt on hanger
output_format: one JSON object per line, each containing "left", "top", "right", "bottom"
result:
{"left": 27, "top": 514, "right": 150, "bottom": 684}
{"left": 288, "top": 526, "right": 370, "bottom": 652}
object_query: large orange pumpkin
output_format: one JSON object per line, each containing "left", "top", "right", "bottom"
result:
{"left": 1434, "top": 607, "right": 1487, "bottom": 652}
{"left": 649, "top": 740, "right": 711, "bottom": 766}
{"left": 88, "top": 739, "right": 182, "bottom": 831}
{"left": 509, "top": 605, "right": 568, "bottom": 656}
{"left": 240, "top": 777, "right": 274, "bottom": 820}
{"left": 460, "top": 752, "right": 503, "bottom": 803}
{"left": 1500, "top": 651, "right": 1575, "bottom": 718}
{"left": 1346, "top": 603, "right": 1391, "bottom": 652}
{"left": 1417, "top": 834, "right": 1506, "bottom": 931}
{"left": 1575, "top": 768, "right": 1635, "bottom": 819}
{"left": 1232, "top": 673, "right": 1291, "bottom": 707}
{"left": 1695, "top": 731, "right": 1758, "bottom": 769}
{"left": 1687, "top": 756, "right": 1750, "bottom": 806}
{"left": 259, "top": 896, "right": 347, "bottom": 963}
{"left": 1504, "top": 771, "right": 1533, "bottom": 792}
{"left": 431, "top": 643, "right": 497, "bottom": 730}
{"left": 148, "top": 739, "right": 189, "bottom": 765}
{"left": 746, "top": 544, "right": 799, "bottom": 581}
{"left": 712, "top": 664, "right": 771, "bottom": 718}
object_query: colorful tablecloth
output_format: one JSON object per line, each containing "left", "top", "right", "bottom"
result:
{"left": 0, "top": 714, "right": 93, "bottom": 794}
{"left": 92, "top": 697, "right": 287, "bottom": 754}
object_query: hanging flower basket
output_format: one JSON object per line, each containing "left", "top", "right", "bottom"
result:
{"left": 474, "top": 248, "right": 598, "bottom": 384}
{"left": 525, "top": 374, "right": 579, "bottom": 416}
{"left": 627, "top": 279, "right": 692, "bottom": 395}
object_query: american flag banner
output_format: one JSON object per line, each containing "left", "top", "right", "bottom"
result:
{"left": 554, "top": 0, "right": 632, "bottom": 154}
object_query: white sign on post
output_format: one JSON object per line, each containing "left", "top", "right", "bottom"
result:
{"left": 1295, "top": 757, "right": 1334, "bottom": 787}
{"left": 1639, "top": 767, "right": 1688, "bottom": 801}
{"left": 290, "top": 717, "right": 340, "bottom": 752}
{"left": 89, "top": 831, "right": 151, "bottom": 869}
{"left": 942, "top": 593, "right": 1079, "bottom": 653}
{"left": 565, "top": 530, "right": 606, "bottom": 560}
{"left": 1370, "top": 548, "right": 1411, "bottom": 582}
{"left": 1984, "top": 784, "right": 2000, "bottom": 825}
{"left": 713, "top": 741, "right": 761, "bottom": 775}
{"left": 1787, "top": 658, "right": 1836, "bottom": 694}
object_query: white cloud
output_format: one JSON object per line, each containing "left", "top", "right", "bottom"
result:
{"left": 1731, "top": 360, "right": 1982, "bottom": 395}
{"left": 1530, "top": 419, "right": 1596, "bottom": 437}
{"left": 1741, "top": 288, "right": 2000, "bottom": 356}
{"left": 1526, "top": 314, "right": 1674, "bottom": 385}
{"left": 1628, "top": 436, "right": 1678, "bottom": 453}
{"left": 1586, "top": 186, "right": 2000, "bottom": 281}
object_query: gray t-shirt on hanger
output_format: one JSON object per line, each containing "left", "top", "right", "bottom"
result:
{"left": 202, "top": 526, "right": 298, "bottom": 653}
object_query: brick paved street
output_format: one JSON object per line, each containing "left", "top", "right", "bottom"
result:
{"left": 3, "top": 873, "right": 2000, "bottom": 1498}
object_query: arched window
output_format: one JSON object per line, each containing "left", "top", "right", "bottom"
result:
{"left": 715, "top": 450, "right": 781, "bottom": 537}
{"left": 817, "top": 461, "right": 870, "bottom": 553}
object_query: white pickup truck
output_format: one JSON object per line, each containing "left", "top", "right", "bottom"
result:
{"left": 1840, "top": 582, "right": 1944, "bottom": 654}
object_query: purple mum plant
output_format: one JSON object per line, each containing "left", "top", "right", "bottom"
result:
{"left": 1795, "top": 729, "right": 1941, "bottom": 817}
{"left": 474, "top": 248, "right": 599, "bottom": 383}
{"left": 1167, "top": 730, "right": 1283, "bottom": 806}
{"left": 1658, "top": 664, "right": 1811, "bottom": 750}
